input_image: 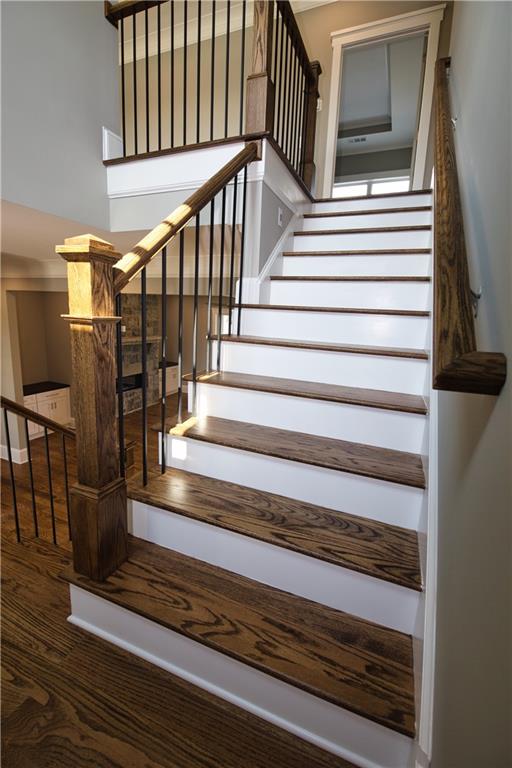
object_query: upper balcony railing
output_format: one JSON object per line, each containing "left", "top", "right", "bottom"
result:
{"left": 105, "top": 0, "right": 320, "bottom": 192}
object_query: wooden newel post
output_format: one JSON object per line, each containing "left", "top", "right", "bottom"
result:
{"left": 245, "top": 0, "right": 275, "bottom": 135}
{"left": 56, "top": 234, "right": 128, "bottom": 581}
{"left": 303, "top": 60, "right": 322, "bottom": 190}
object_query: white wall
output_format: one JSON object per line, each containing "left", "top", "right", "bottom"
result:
{"left": 431, "top": 3, "right": 512, "bottom": 767}
{"left": 1, "top": 1, "right": 119, "bottom": 229}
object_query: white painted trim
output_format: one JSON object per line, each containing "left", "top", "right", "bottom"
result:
{"left": 102, "top": 126, "right": 123, "bottom": 161}
{"left": 258, "top": 212, "right": 300, "bottom": 283}
{"left": 322, "top": 5, "right": 446, "bottom": 197}
{"left": 69, "top": 585, "right": 415, "bottom": 768}
{"left": 0, "top": 445, "right": 28, "bottom": 464}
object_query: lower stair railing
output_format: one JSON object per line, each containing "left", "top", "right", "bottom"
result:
{"left": 1, "top": 395, "right": 75, "bottom": 546}
{"left": 53, "top": 141, "right": 257, "bottom": 581}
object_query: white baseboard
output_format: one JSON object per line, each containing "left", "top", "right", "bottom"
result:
{"left": 0, "top": 444, "right": 28, "bottom": 464}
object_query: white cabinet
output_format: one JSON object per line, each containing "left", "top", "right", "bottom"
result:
{"left": 23, "top": 386, "right": 71, "bottom": 439}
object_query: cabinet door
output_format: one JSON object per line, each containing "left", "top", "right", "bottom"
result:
{"left": 52, "top": 393, "right": 70, "bottom": 425}
{"left": 36, "top": 397, "right": 53, "bottom": 433}
{"left": 23, "top": 396, "right": 43, "bottom": 438}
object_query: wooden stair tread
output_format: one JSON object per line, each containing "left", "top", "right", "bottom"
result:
{"left": 63, "top": 536, "right": 416, "bottom": 737}
{"left": 269, "top": 275, "right": 431, "bottom": 282}
{"left": 304, "top": 206, "right": 432, "bottom": 219}
{"left": 185, "top": 370, "right": 428, "bottom": 414}
{"left": 215, "top": 334, "right": 429, "bottom": 360}
{"left": 236, "top": 303, "right": 430, "bottom": 317}
{"left": 283, "top": 249, "right": 431, "bottom": 256}
{"left": 172, "top": 415, "right": 426, "bottom": 488}
{"left": 295, "top": 225, "right": 432, "bottom": 236}
{"left": 128, "top": 467, "right": 422, "bottom": 590}
{"left": 314, "top": 188, "right": 432, "bottom": 203}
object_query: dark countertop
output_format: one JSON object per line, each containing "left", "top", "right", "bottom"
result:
{"left": 23, "top": 381, "right": 70, "bottom": 397}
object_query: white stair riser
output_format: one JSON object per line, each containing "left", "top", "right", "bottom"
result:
{"left": 238, "top": 308, "right": 430, "bottom": 349}
{"left": 70, "top": 586, "right": 415, "bottom": 768}
{"left": 292, "top": 230, "right": 431, "bottom": 251}
{"left": 312, "top": 194, "right": 432, "bottom": 213}
{"left": 215, "top": 341, "right": 428, "bottom": 395}
{"left": 131, "top": 500, "right": 420, "bottom": 634}
{"left": 269, "top": 281, "right": 431, "bottom": 311}
{"left": 191, "top": 381, "right": 426, "bottom": 453}
{"left": 164, "top": 436, "right": 424, "bottom": 530}
{"left": 281, "top": 254, "right": 431, "bottom": 277}
{"left": 302, "top": 211, "right": 432, "bottom": 231}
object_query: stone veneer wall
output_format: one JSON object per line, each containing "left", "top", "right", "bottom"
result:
{"left": 120, "top": 294, "right": 161, "bottom": 414}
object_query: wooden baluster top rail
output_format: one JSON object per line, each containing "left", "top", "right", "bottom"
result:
{"left": 113, "top": 142, "right": 259, "bottom": 293}
{"left": 104, "top": 0, "right": 165, "bottom": 28}
{"left": 1, "top": 396, "right": 76, "bottom": 439}
{"left": 433, "top": 57, "right": 506, "bottom": 395}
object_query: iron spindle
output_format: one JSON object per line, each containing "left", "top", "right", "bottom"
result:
{"left": 210, "top": 0, "right": 216, "bottom": 141}
{"left": 207, "top": 197, "right": 215, "bottom": 372}
{"left": 145, "top": 6, "right": 150, "bottom": 152}
{"left": 3, "top": 409, "right": 20, "bottom": 542}
{"left": 61, "top": 433, "right": 71, "bottom": 541}
{"left": 161, "top": 245, "right": 167, "bottom": 472}
{"left": 177, "top": 231, "right": 185, "bottom": 423}
{"left": 282, "top": 31, "right": 291, "bottom": 154}
{"left": 158, "top": 3, "right": 162, "bottom": 150}
{"left": 24, "top": 418, "right": 38, "bottom": 538}
{"left": 133, "top": 12, "right": 138, "bottom": 154}
{"left": 44, "top": 427, "right": 57, "bottom": 545}
{"left": 276, "top": 11, "right": 285, "bottom": 143}
{"left": 196, "top": 0, "right": 202, "bottom": 143}
{"left": 217, "top": 186, "right": 227, "bottom": 370}
{"left": 141, "top": 267, "right": 148, "bottom": 486}
{"left": 115, "top": 293, "right": 126, "bottom": 478}
{"left": 237, "top": 165, "right": 248, "bottom": 335}
{"left": 171, "top": 0, "right": 175, "bottom": 147}
{"left": 238, "top": 0, "right": 247, "bottom": 134}
{"left": 192, "top": 214, "right": 200, "bottom": 414}
{"left": 224, "top": 0, "right": 231, "bottom": 137}
{"left": 121, "top": 17, "right": 126, "bottom": 155}
{"left": 183, "top": 0, "right": 188, "bottom": 145}
{"left": 228, "top": 174, "right": 238, "bottom": 335}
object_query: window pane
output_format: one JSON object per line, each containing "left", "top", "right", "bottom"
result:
{"left": 371, "top": 178, "right": 410, "bottom": 195}
{"left": 332, "top": 183, "right": 368, "bottom": 198}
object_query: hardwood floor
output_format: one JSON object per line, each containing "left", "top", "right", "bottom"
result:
{"left": 1, "top": 396, "right": 359, "bottom": 768}
{"left": 64, "top": 536, "right": 416, "bottom": 737}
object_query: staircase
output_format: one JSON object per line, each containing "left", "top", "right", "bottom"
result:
{"left": 64, "top": 189, "right": 433, "bottom": 768}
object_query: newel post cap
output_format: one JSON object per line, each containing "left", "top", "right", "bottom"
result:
{"left": 56, "top": 234, "right": 122, "bottom": 263}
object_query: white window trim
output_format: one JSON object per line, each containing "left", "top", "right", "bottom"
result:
{"left": 322, "top": 4, "right": 446, "bottom": 197}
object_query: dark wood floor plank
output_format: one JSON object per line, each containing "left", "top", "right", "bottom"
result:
{"left": 217, "top": 334, "right": 429, "bottom": 360}
{"left": 171, "top": 415, "right": 426, "bottom": 488}
{"left": 237, "top": 303, "right": 430, "bottom": 317}
{"left": 129, "top": 467, "right": 421, "bottom": 590}
{"left": 64, "top": 537, "right": 415, "bottom": 736}
{"left": 185, "top": 371, "right": 428, "bottom": 414}
{"left": 1, "top": 538, "right": 358, "bottom": 768}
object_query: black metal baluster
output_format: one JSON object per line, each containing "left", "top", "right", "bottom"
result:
{"left": 217, "top": 186, "right": 227, "bottom": 370}
{"left": 224, "top": 0, "right": 231, "bottom": 137}
{"left": 171, "top": 0, "right": 175, "bottom": 147}
{"left": 141, "top": 267, "right": 148, "bottom": 486}
{"left": 277, "top": 11, "right": 285, "bottom": 142}
{"left": 237, "top": 165, "right": 248, "bottom": 336}
{"left": 24, "top": 418, "right": 38, "bottom": 538}
{"left": 196, "top": 0, "right": 202, "bottom": 143}
{"left": 121, "top": 16, "right": 127, "bottom": 155}
{"left": 157, "top": 2, "right": 162, "bottom": 150}
{"left": 239, "top": 0, "right": 246, "bottom": 134}
{"left": 282, "top": 31, "right": 291, "bottom": 154}
{"left": 299, "top": 64, "right": 308, "bottom": 177}
{"left": 291, "top": 50, "right": 300, "bottom": 169}
{"left": 161, "top": 246, "right": 167, "bottom": 473}
{"left": 145, "top": 5, "right": 150, "bottom": 152}
{"left": 44, "top": 427, "right": 57, "bottom": 545}
{"left": 207, "top": 197, "right": 215, "bottom": 372}
{"left": 192, "top": 214, "right": 200, "bottom": 415}
{"left": 61, "top": 434, "right": 71, "bottom": 541}
{"left": 115, "top": 293, "right": 126, "bottom": 478}
{"left": 133, "top": 12, "right": 138, "bottom": 154}
{"left": 210, "top": 0, "right": 216, "bottom": 140}
{"left": 3, "top": 409, "right": 20, "bottom": 542}
{"left": 272, "top": 4, "right": 279, "bottom": 85}
{"left": 228, "top": 174, "right": 238, "bottom": 334}
{"left": 177, "top": 231, "right": 184, "bottom": 423}
{"left": 286, "top": 43, "right": 296, "bottom": 161}
{"left": 183, "top": 0, "right": 188, "bottom": 145}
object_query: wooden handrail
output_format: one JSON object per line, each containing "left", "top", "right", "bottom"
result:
{"left": 1, "top": 396, "right": 76, "bottom": 439}
{"left": 104, "top": 0, "right": 164, "bottom": 28}
{"left": 113, "top": 142, "right": 259, "bottom": 293}
{"left": 433, "top": 58, "right": 506, "bottom": 395}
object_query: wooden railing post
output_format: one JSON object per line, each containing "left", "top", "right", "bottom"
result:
{"left": 302, "top": 60, "right": 322, "bottom": 190}
{"left": 56, "top": 234, "right": 128, "bottom": 581}
{"left": 245, "top": 0, "right": 275, "bottom": 134}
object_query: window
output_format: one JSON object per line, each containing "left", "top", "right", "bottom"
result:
{"left": 370, "top": 178, "right": 410, "bottom": 195}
